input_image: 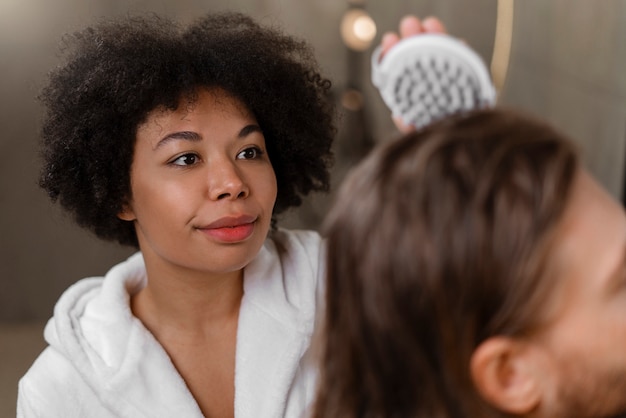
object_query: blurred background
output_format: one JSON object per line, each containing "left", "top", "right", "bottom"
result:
{"left": 0, "top": 0, "right": 624, "bottom": 415}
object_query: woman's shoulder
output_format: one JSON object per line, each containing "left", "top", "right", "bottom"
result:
{"left": 266, "top": 228, "right": 326, "bottom": 279}
{"left": 270, "top": 228, "right": 325, "bottom": 253}
{"left": 243, "top": 229, "right": 326, "bottom": 323}
{"left": 47, "top": 252, "right": 146, "bottom": 332}
{"left": 17, "top": 346, "right": 107, "bottom": 417}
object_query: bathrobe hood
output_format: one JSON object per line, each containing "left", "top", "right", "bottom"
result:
{"left": 19, "top": 229, "right": 325, "bottom": 418}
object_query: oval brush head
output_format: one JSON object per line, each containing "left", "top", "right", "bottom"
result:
{"left": 372, "top": 33, "right": 496, "bottom": 130}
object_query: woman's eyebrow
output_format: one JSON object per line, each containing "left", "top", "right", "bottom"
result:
{"left": 154, "top": 131, "right": 201, "bottom": 150}
{"left": 239, "top": 124, "right": 263, "bottom": 138}
{"left": 154, "top": 124, "right": 262, "bottom": 150}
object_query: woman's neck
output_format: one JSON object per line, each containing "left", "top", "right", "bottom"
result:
{"left": 131, "top": 255, "right": 243, "bottom": 418}
{"left": 131, "top": 260, "right": 244, "bottom": 342}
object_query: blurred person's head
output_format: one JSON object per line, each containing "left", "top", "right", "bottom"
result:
{"left": 314, "top": 108, "right": 626, "bottom": 418}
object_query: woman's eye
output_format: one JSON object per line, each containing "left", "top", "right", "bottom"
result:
{"left": 237, "top": 147, "right": 263, "bottom": 160}
{"left": 171, "top": 153, "right": 199, "bottom": 166}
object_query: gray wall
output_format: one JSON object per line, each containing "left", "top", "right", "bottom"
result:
{"left": 501, "top": 0, "right": 626, "bottom": 197}
{"left": 1, "top": 0, "right": 624, "bottom": 322}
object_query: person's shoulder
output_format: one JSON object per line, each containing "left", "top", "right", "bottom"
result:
{"left": 246, "top": 228, "right": 325, "bottom": 303}
{"left": 268, "top": 228, "right": 326, "bottom": 275}
{"left": 270, "top": 228, "right": 325, "bottom": 257}
{"left": 19, "top": 346, "right": 77, "bottom": 389}
{"left": 48, "top": 251, "right": 144, "bottom": 329}
{"left": 269, "top": 228, "right": 326, "bottom": 295}
{"left": 54, "top": 252, "right": 144, "bottom": 301}
{"left": 18, "top": 346, "right": 93, "bottom": 417}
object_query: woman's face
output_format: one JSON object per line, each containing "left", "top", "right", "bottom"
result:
{"left": 119, "top": 88, "right": 277, "bottom": 277}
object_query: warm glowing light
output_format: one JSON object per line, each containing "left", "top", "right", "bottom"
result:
{"left": 353, "top": 16, "right": 376, "bottom": 42}
{"left": 341, "top": 9, "right": 377, "bottom": 51}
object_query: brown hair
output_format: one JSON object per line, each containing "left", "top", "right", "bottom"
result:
{"left": 313, "top": 108, "right": 579, "bottom": 418}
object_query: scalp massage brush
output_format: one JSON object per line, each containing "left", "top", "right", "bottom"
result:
{"left": 371, "top": 34, "right": 497, "bottom": 130}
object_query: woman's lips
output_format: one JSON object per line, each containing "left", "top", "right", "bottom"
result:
{"left": 198, "top": 215, "right": 257, "bottom": 243}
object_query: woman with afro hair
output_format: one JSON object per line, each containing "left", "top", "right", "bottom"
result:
{"left": 18, "top": 12, "right": 335, "bottom": 418}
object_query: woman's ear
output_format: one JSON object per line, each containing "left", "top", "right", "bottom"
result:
{"left": 470, "top": 336, "right": 542, "bottom": 415}
{"left": 117, "top": 202, "right": 136, "bottom": 221}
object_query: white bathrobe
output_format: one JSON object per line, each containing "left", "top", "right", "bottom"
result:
{"left": 18, "top": 229, "right": 325, "bottom": 418}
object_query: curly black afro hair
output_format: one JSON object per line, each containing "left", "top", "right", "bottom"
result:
{"left": 39, "top": 12, "right": 336, "bottom": 248}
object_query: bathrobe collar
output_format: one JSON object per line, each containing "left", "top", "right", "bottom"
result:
{"left": 44, "top": 229, "right": 321, "bottom": 417}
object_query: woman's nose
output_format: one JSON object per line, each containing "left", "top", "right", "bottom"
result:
{"left": 208, "top": 160, "right": 249, "bottom": 201}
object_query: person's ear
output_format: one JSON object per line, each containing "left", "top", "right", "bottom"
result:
{"left": 117, "top": 201, "right": 136, "bottom": 221}
{"left": 470, "top": 336, "right": 541, "bottom": 415}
